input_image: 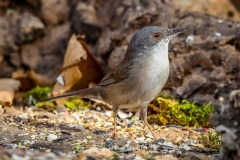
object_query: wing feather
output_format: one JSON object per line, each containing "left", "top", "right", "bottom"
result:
{"left": 98, "top": 60, "right": 132, "bottom": 86}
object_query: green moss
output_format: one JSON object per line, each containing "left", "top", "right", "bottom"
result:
{"left": 148, "top": 97, "right": 214, "bottom": 127}
{"left": 24, "top": 86, "right": 52, "bottom": 105}
{"left": 36, "top": 101, "right": 55, "bottom": 111}
{"left": 201, "top": 129, "right": 221, "bottom": 150}
{"left": 73, "top": 145, "right": 81, "bottom": 150}
{"left": 64, "top": 97, "right": 91, "bottom": 110}
{"left": 24, "top": 86, "right": 91, "bottom": 110}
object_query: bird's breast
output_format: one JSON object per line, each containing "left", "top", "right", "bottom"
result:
{"left": 104, "top": 49, "right": 170, "bottom": 109}
{"left": 135, "top": 51, "right": 170, "bottom": 101}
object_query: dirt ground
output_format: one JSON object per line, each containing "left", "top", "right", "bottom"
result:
{"left": 0, "top": 105, "right": 219, "bottom": 160}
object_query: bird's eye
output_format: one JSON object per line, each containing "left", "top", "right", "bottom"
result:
{"left": 153, "top": 32, "right": 161, "bottom": 40}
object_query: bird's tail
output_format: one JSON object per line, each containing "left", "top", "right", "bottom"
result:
{"left": 40, "top": 86, "right": 104, "bottom": 102}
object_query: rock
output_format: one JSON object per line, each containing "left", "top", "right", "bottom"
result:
{"left": 158, "top": 145, "right": 174, "bottom": 150}
{"left": 105, "top": 111, "right": 112, "bottom": 117}
{"left": 172, "top": 136, "right": 182, "bottom": 145}
{"left": 105, "top": 138, "right": 114, "bottom": 149}
{"left": 71, "top": 1, "right": 103, "bottom": 44}
{"left": 68, "top": 124, "right": 84, "bottom": 131}
{"left": 0, "top": 61, "right": 15, "bottom": 77}
{"left": 176, "top": 74, "right": 207, "bottom": 98}
{"left": 47, "top": 134, "right": 58, "bottom": 142}
{"left": 117, "top": 110, "right": 129, "bottom": 119}
{"left": 152, "top": 139, "right": 165, "bottom": 144}
{"left": 0, "top": 17, "right": 18, "bottom": 55}
{"left": 40, "top": 23, "right": 70, "bottom": 56}
{"left": 230, "top": 90, "right": 240, "bottom": 108}
{"left": 93, "top": 129, "right": 107, "bottom": 135}
{"left": 108, "top": 46, "right": 127, "bottom": 69}
{"left": 21, "top": 42, "right": 41, "bottom": 69}
{"left": 14, "top": 12, "right": 45, "bottom": 44}
{"left": 210, "top": 67, "right": 226, "bottom": 81}
{"left": 183, "top": 143, "right": 191, "bottom": 151}
{"left": 0, "top": 16, "right": 18, "bottom": 75}
{"left": 9, "top": 52, "right": 21, "bottom": 67}
{"left": 211, "top": 96, "right": 240, "bottom": 160}
{"left": 41, "top": 0, "right": 69, "bottom": 25}
{"left": 82, "top": 147, "right": 113, "bottom": 159}
{"left": 215, "top": 125, "right": 239, "bottom": 155}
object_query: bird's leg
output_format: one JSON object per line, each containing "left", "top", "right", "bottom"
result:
{"left": 112, "top": 106, "right": 119, "bottom": 139}
{"left": 140, "top": 106, "right": 157, "bottom": 140}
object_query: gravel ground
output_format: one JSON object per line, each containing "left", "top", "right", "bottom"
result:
{"left": 0, "top": 105, "right": 220, "bottom": 160}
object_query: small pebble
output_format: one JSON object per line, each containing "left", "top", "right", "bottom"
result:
{"left": 118, "top": 111, "right": 128, "bottom": 119}
{"left": 105, "top": 111, "right": 112, "bottom": 117}
{"left": 214, "top": 32, "right": 221, "bottom": 37}
{"left": 96, "top": 106, "right": 102, "bottom": 111}
{"left": 47, "top": 134, "right": 58, "bottom": 142}
{"left": 135, "top": 137, "right": 145, "bottom": 143}
{"left": 133, "top": 156, "right": 144, "bottom": 160}
{"left": 146, "top": 133, "right": 154, "bottom": 139}
{"left": 18, "top": 133, "right": 29, "bottom": 136}
{"left": 69, "top": 124, "right": 84, "bottom": 130}
{"left": 152, "top": 139, "right": 165, "bottom": 144}
{"left": 150, "top": 144, "right": 158, "bottom": 151}
{"left": 186, "top": 35, "right": 194, "bottom": 43}
{"left": 158, "top": 145, "right": 174, "bottom": 150}
{"left": 105, "top": 139, "right": 114, "bottom": 148}
{"left": 104, "top": 122, "right": 113, "bottom": 127}
{"left": 164, "top": 128, "right": 169, "bottom": 131}
{"left": 127, "top": 121, "right": 134, "bottom": 127}
{"left": 166, "top": 124, "right": 182, "bottom": 128}
{"left": 183, "top": 143, "right": 191, "bottom": 150}
{"left": 217, "top": 19, "right": 224, "bottom": 23}
{"left": 93, "top": 129, "right": 108, "bottom": 135}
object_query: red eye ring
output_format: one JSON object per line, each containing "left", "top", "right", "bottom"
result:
{"left": 153, "top": 32, "right": 161, "bottom": 40}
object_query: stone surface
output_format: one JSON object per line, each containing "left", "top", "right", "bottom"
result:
{"left": 41, "top": 0, "right": 69, "bottom": 25}
{"left": 0, "top": 106, "right": 217, "bottom": 159}
{"left": 13, "top": 12, "right": 45, "bottom": 44}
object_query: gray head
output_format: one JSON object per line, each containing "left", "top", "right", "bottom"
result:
{"left": 126, "top": 26, "right": 185, "bottom": 59}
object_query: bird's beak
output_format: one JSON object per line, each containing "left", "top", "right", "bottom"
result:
{"left": 168, "top": 28, "right": 186, "bottom": 38}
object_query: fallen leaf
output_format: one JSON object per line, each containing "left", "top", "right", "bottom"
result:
{"left": 28, "top": 70, "right": 53, "bottom": 87}
{"left": 52, "top": 34, "right": 103, "bottom": 104}
{"left": 12, "top": 69, "right": 53, "bottom": 91}
{"left": 0, "top": 78, "right": 21, "bottom": 106}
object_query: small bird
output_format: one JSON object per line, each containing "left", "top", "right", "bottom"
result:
{"left": 42, "top": 26, "right": 185, "bottom": 139}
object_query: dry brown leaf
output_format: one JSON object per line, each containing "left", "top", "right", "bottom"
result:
{"left": 52, "top": 34, "right": 103, "bottom": 104}
{"left": 0, "top": 78, "right": 20, "bottom": 106}
{"left": 52, "top": 34, "right": 86, "bottom": 95}
{"left": 12, "top": 69, "right": 53, "bottom": 91}
{"left": 28, "top": 70, "right": 53, "bottom": 87}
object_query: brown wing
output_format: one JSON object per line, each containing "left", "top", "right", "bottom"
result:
{"left": 98, "top": 60, "right": 132, "bottom": 86}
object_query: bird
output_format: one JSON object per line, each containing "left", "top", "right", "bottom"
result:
{"left": 41, "top": 26, "right": 185, "bottom": 140}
